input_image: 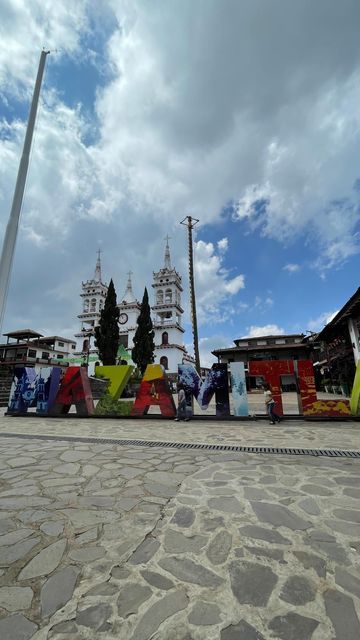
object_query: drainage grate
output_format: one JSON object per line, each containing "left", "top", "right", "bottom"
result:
{"left": 0, "top": 431, "right": 359, "bottom": 459}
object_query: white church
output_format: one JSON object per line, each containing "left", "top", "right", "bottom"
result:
{"left": 74, "top": 240, "right": 194, "bottom": 374}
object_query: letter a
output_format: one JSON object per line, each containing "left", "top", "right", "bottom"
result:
{"left": 131, "top": 364, "right": 176, "bottom": 417}
{"left": 50, "top": 367, "right": 94, "bottom": 416}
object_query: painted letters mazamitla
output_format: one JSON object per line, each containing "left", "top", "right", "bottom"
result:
{"left": 7, "top": 359, "right": 360, "bottom": 418}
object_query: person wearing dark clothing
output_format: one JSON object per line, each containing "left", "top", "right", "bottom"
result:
{"left": 263, "top": 383, "right": 281, "bottom": 424}
{"left": 174, "top": 385, "right": 189, "bottom": 421}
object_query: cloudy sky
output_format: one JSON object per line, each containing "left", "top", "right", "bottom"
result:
{"left": 0, "top": 0, "right": 360, "bottom": 366}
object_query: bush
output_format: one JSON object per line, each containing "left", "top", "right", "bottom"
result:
{"left": 95, "top": 394, "right": 134, "bottom": 416}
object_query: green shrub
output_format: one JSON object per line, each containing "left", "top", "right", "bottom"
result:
{"left": 95, "top": 394, "right": 134, "bottom": 416}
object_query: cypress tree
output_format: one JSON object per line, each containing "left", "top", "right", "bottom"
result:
{"left": 132, "top": 287, "right": 155, "bottom": 374}
{"left": 95, "top": 278, "right": 120, "bottom": 365}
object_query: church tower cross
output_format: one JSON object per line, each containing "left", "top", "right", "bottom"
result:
{"left": 164, "top": 235, "right": 172, "bottom": 270}
{"left": 94, "top": 248, "right": 102, "bottom": 282}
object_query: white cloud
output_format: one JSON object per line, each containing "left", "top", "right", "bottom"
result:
{"left": 244, "top": 325, "right": 285, "bottom": 338}
{"left": 186, "top": 334, "right": 233, "bottom": 369}
{"left": 253, "top": 296, "right": 273, "bottom": 311}
{"left": 192, "top": 240, "right": 245, "bottom": 326}
{"left": 283, "top": 263, "right": 300, "bottom": 273}
{"left": 0, "top": 1, "right": 90, "bottom": 98}
{"left": 217, "top": 237, "right": 228, "bottom": 253}
{"left": 97, "top": 1, "right": 360, "bottom": 269}
{"left": 307, "top": 310, "right": 339, "bottom": 332}
{"left": 1, "top": 0, "right": 360, "bottom": 342}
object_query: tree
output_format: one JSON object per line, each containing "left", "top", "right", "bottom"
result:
{"left": 132, "top": 287, "right": 155, "bottom": 374}
{"left": 95, "top": 279, "right": 119, "bottom": 365}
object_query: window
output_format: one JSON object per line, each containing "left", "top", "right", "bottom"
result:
{"left": 99, "top": 300, "right": 103, "bottom": 311}
{"left": 58, "top": 341, "right": 64, "bottom": 347}
{"left": 82, "top": 339, "right": 89, "bottom": 353}
{"left": 160, "top": 356, "right": 168, "bottom": 370}
{"left": 28, "top": 349, "right": 36, "bottom": 358}
{"left": 57, "top": 354, "right": 64, "bottom": 359}
{"left": 83, "top": 299, "right": 89, "bottom": 312}
{"left": 118, "top": 335, "right": 129, "bottom": 348}
{"left": 90, "top": 298, "right": 96, "bottom": 312}
{"left": 41, "top": 352, "right": 50, "bottom": 360}
{"left": 157, "top": 290, "right": 164, "bottom": 304}
{"left": 162, "top": 331, "right": 168, "bottom": 345}
{"left": 165, "top": 289, "right": 172, "bottom": 303}
{"left": 71, "top": 345, "right": 76, "bottom": 350}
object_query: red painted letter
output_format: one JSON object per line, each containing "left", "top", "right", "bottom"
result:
{"left": 131, "top": 364, "right": 176, "bottom": 417}
{"left": 50, "top": 367, "right": 94, "bottom": 416}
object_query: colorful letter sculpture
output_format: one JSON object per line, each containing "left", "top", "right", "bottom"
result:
{"left": 229, "top": 362, "right": 248, "bottom": 416}
{"left": 94, "top": 365, "right": 134, "bottom": 415}
{"left": 178, "top": 363, "right": 230, "bottom": 416}
{"left": 350, "top": 362, "right": 360, "bottom": 416}
{"left": 248, "top": 360, "right": 295, "bottom": 416}
{"left": 50, "top": 367, "right": 94, "bottom": 416}
{"left": 296, "top": 360, "right": 351, "bottom": 417}
{"left": 130, "top": 364, "right": 176, "bottom": 417}
{"left": 7, "top": 358, "right": 360, "bottom": 418}
{"left": 8, "top": 366, "right": 61, "bottom": 414}
{"left": 95, "top": 365, "right": 133, "bottom": 399}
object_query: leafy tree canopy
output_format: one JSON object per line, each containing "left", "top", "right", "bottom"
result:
{"left": 132, "top": 287, "right": 155, "bottom": 374}
{"left": 94, "top": 278, "right": 120, "bottom": 365}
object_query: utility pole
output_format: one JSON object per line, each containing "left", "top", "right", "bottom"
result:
{"left": 180, "top": 215, "right": 201, "bottom": 374}
{"left": 0, "top": 50, "right": 50, "bottom": 336}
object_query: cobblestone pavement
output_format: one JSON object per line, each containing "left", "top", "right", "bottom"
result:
{"left": 0, "top": 424, "right": 359, "bottom": 639}
{"left": 1, "top": 413, "right": 360, "bottom": 451}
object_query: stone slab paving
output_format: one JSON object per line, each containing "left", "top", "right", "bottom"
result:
{"left": 0, "top": 431, "right": 359, "bottom": 638}
{"left": 1, "top": 413, "right": 360, "bottom": 452}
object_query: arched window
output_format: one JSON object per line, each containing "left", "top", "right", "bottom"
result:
{"left": 157, "top": 290, "right": 164, "bottom": 304}
{"left": 83, "top": 299, "right": 89, "bottom": 312}
{"left": 82, "top": 339, "right": 89, "bottom": 353}
{"left": 160, "top": 356, "right": 168, "bottom": 370}
{"left": 162, "top": 331, "right": 168, "bottom": 345}
{"left": 90, "top": 298, "right": 96, "bottom": 312}
{"left": 165, "top": 288, "right": 172, "bottom": 303}
{"left": 99, "top": 300, "right": 103, "bottom": 312}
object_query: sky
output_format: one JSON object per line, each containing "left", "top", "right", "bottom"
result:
{"left": 0, "top": 0, "right": 360, "bottom": 367}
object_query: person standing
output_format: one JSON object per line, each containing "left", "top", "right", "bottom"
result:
{"left": 263, "top": 383, "right": 281, "bottom": 424}
{"left": 174, "top": 384, "right": 189, "bottom": 421}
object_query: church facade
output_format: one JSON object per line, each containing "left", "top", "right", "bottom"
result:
{"left": 74, "top": 241, "right": 194, "bottom": 374}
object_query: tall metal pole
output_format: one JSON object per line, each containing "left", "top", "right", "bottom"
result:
{"left": 180, "top": 215, "right": 201, "bottom": 374}
{"left": 0, "top": 50, "right": 50, "bottom": 335}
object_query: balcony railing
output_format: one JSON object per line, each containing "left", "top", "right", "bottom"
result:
{"left": 153, "top": 318, "right": 182, "bottom": 327}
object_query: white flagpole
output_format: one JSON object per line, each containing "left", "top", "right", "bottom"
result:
{"left": 0, "top": 50, "right": 50, "bottom": 335}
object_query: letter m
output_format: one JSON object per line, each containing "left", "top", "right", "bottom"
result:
{"left": 178, "top": 363, "right": 230, "bottom": 416}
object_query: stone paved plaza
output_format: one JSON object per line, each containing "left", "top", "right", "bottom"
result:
{"left": 0, "top": 415, "right": 359, "bottom": 639}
